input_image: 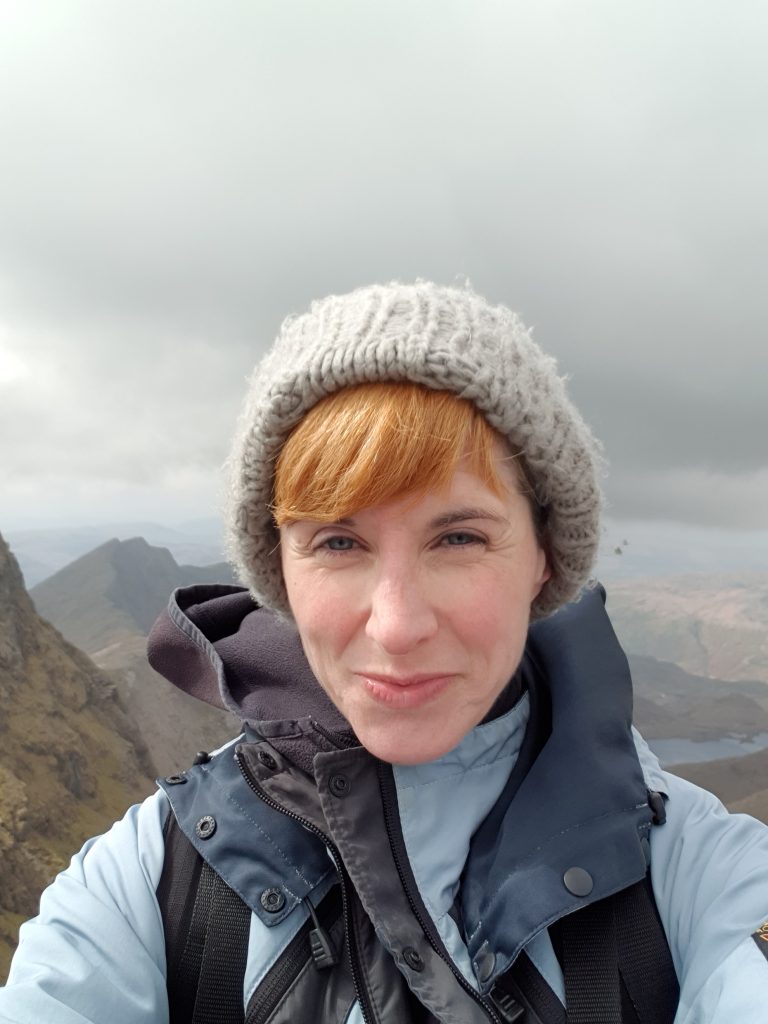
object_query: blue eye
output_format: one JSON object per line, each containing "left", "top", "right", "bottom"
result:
{"left": 442, "top": 532, "right": 481, "bottom": 546}
{"left": 322, "top": 536, "right": 356, "bottom": 551}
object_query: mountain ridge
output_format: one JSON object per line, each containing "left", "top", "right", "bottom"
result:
{"left": 31, "top": 537, "right": 240, "bottom": 777}
{"left": 8, "top": 520, "right": 225, "bottom": 587}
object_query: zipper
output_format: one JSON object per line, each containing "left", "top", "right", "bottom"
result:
{"left": 245, "top": 886, "right": 342, "bottom": 1024}
{"left": 245, "top": 914, "right": 316, "bottom": 1024}
{"left": 377, "top": 762, "right": 503, "bottom": 1024}
{"left": 235, "top": 750, "right": 376, "bottom": 1024}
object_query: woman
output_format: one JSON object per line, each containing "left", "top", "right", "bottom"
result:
{"left": 2, "top": 282, "right": 767, "bottom": 1023}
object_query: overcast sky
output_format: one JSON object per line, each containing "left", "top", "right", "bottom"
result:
{"left": 1, "top": 1, "right": 767, "bottom": 538}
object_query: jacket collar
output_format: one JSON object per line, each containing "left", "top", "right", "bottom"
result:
{"left": 461, "top": 587, "right": 655, "bottom": 989}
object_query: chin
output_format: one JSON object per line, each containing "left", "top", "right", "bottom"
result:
{"left": 357, "top": 725, "right": 462, "bottom": 766}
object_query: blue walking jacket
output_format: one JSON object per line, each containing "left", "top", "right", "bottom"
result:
{"left": 2, "top": 586, "right": 767, "bottom": 1022}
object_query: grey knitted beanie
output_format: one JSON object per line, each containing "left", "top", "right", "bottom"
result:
{"left": 225, "top": 281, "right": 604, "bottom": 618}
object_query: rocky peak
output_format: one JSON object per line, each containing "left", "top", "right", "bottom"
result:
{"left": 31, "top": 535, "right": 235, "bottom": 647}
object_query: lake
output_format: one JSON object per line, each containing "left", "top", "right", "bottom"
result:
{"left": 648, "top": 732, "right": 768, "bottom": 767}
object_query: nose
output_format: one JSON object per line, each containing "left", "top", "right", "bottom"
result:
{"left": 364, "top": 570, "right": 439, "bottom": 655}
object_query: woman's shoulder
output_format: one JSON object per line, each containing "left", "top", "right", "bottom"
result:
{"left": 630, "top": 725, "right": 768, "bottom": 1017}
{"left": 649, "top": 767, "right": 768, "bottom": 1020}
{"left": 1, "top": 789, "right": 171, "bottom": 1022}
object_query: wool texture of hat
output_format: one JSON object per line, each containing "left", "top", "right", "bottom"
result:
{"left": 225, "top": 281, "right": 604, "bottom": 618}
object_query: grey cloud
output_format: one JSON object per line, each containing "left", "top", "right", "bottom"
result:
{"left": 566, "top": 370, "right": 768, "bottom": 476}
{"left": 607, "top": 467, "right": 768, "bottom": 529}
{"left": 1, "top": 1, "right": 766, "bottom": 529}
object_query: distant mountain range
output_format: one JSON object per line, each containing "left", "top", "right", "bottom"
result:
{"left": 0, "top": 532, "right": 156, "bottom": 982}
{"left": 605, "top": 574, "right": 768, "bottom": 684}
{"left": 6, "top": 519, "right": 225, "bottom": 587}
{"left": 31, "top": 537, "right": 240, "bottom": 778}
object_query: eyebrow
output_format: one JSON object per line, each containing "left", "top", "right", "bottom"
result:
{"left": 335, "top": 507, "right": 509, "bottom": 529}
{"left": 428, "top": 507, "right": 509, "bottom": 529}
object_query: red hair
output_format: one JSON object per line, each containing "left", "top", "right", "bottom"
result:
{"left": 272, "top": 382, "right": 532, "bottom": 526}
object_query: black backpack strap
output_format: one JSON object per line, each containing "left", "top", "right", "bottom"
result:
{"left": 497, "top": 876, "right": 679, "bottom": 1024}
{"left": 492, "top": 951, "right": 566, "bottom": 1023}
{"left": 557, "top": 876, "right": 679, "bottom": 1024}
{"left": 559, "top": 888, "right": 622, "bottom": 1024}
{"left": 157, "top": 812, "right": 251, "bottom": 1024}
{"left": 612, "top": 876, "right": 680, "bottom": 1023}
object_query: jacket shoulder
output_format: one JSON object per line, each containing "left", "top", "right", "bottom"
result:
{"left": 649, "top": 770, "right": 768, "bottom": 1022}
{"left": 1, "top": 790, "right": 170, "bottom": 1024}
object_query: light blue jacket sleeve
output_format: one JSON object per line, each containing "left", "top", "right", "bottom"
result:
{"left": 0, "top": 790, "right": 169, "bottom": 1024}
{"left": 650, "top": 770, "right": 768, "bottom": 1024}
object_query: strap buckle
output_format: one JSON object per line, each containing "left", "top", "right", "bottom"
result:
{"left": 490, "top": 987, "right": 526, "bottom": 1022}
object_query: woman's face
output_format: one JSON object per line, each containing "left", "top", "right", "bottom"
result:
{"left": 280, "top": 448, "right": 550, "bottom": 764}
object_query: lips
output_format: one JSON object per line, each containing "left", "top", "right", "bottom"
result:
{"left": 356, "top": 672, "right": 452, "bottom": 709}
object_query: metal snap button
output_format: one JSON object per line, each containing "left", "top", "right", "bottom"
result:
{"left": 329, "top": 774, "right": 350, "bottom": 798}
{"left": 195, "top": 815, "right": 217, "bottom": 839}
{"left": 193, "top": 751, "right": 211, "bottom": 765}
{"left": 474, "top": 950, "right": 496, "bottom": 983}
{"left": 258, "top": 750, "right": 278, "bottom": 770}
{"left": 165, "top": 774, "right": 187, "bottom": 785}
{"left": 563, "top": 866, "right": 593, "bottom": 896}
{"left": 260, "top": 887, "right": 286, "bottom": 913}
{"left": 403, "top": 946, "right": 425, "bottom": 972}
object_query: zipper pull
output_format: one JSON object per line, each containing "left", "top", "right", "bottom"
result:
{"left": 306, "top": 895, "right": 339, "bottom": 969}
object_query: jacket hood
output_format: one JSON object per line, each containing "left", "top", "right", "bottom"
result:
{"left": 148, "top": 584, "right": 349, "bottom": 730}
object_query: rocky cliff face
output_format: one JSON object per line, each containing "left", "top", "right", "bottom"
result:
{"left": 0, "top": 534, "right": 157, "bottom": 982}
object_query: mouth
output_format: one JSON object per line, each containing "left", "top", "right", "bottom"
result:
{"left": 356, "top": 672, "right": 453, "bottom": 709}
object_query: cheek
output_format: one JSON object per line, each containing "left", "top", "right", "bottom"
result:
{"left": 457, "top": 601, "right": 525, "bottom": 655}
{"left": 285, "top": 579, "right": 356, "bottom": 667}
{"left": 456, "top": 582, "right": 533, "bottom": 666}
{"left": 290, "top": 594, "right": 332, "bottom": 646}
